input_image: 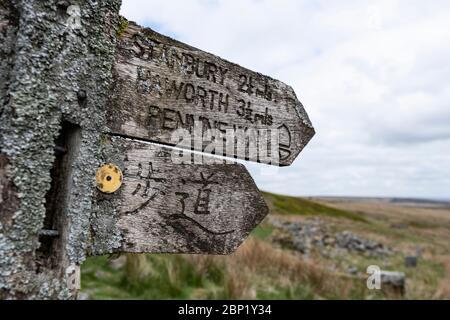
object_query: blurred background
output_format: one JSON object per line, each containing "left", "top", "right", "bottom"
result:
{"left": 80, "top": 0, "right": 450, "bottom": 300}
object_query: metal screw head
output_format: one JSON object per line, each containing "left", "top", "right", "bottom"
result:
{"left": 96, "top": 164, "right": 123, "bottom": 193}
{"left": 77, "top": 90, "right": 87, "bottom": 101}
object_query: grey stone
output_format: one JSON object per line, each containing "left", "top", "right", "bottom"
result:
{"left": 347, "top": 266, "right": 358, "bottom": 275}
{"left": 77, "top": 292, "right": 90, "bottom": 300}
{"left": 380, "top": 270, "right": 405, "bottom": 296}
{"left": 271, "top": 218, "right": 392, "bottom": 257}
{"left": 405, "top": 256, "right": 418, "bottom": 268}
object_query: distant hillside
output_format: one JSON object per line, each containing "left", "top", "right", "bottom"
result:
{"left": 262, "top": 192, "right": 367, "bottom": 222}
{"left": 312, "top": 196, "right": 450, "bottom": 208}
{"left": 80, "top": 192, "right": 450, "bottom": 300}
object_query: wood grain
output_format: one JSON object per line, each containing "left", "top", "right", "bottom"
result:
{"left": 107, "top": 20, "right": 315, "bottom": 166}
{"left": 91, "top": 136, "right": 269, "bottom": 255}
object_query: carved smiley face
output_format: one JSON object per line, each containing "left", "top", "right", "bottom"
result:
{"left": 96, "top": 164, "right": 123, "bottom": 193}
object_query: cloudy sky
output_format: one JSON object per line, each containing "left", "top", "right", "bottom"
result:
{"left": 120, "top": 0, "right": 450, "bottom": 199}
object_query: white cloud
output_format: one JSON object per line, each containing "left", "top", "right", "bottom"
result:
{"left": 121, "top": 0, "right": 450, "bottom": 199}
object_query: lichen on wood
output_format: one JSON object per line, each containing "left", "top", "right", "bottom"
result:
{"left": 0, "top": 0, "right": 122, "bottom": 299}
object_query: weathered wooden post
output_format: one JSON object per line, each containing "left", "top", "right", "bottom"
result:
{"left": 0, "top": 0, "right": 314, "bottom": 300}
{"left": 0, "top": 0, "right": 122, "bottom": 299}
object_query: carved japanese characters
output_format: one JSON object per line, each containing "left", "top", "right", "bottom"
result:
{"left": 90, "top": 136, "right": 269, "bottom": 255}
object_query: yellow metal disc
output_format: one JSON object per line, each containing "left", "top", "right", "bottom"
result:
{"left": 96, "top": 163, "right": 123, "bottom": 193}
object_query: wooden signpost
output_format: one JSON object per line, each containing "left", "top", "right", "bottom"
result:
{"left": 0, "top": 0, "right": 314, "bottom": 300}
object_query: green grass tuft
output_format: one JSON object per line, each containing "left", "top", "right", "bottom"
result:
{"left": 82, "top": 254, "right": 229, "bottom": 300}
{"left": 116, "top": 16, "right": 129, "bottom": 38}
{"left": 251, "top": 223, "right": 274, "bottom": 240}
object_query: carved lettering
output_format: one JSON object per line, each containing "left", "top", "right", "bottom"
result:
{"left": 171, "top": 172, "right": 233, "bottom": 235}
{"left": 208, "top": 90, "right": 218, "bottom": 110}
{"left": 218, "top": 67, "right": 228, "bottom": 86}
{"left": 236, "top": 99, "right": 273, "bottom": 125}
{"left": 136, "top": 68, "right": 230, "bottom": 113}
{"left": 132, "top": 37, "right": 231, "bottom": 88}
{"left": 162, "top": 108, "right": 177, "bottom": 130}
{"left": 184, "top": 83, "right": 196, "bottom": 102}
{"left": 238, "top": 74, "right": 273, "bottom": 101}
{"left": 113, "top": 25, "right": 315, "bottom": 167}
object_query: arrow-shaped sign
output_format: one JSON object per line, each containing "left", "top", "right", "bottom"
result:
{"left": 90, "top": 136, "right": 268, "bottom": 255}
{"left": 107, "top": 21, "right": 315, "bottom": 166}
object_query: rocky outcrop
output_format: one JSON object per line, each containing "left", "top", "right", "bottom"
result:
{"left": 270, "top": 218, "right": 393, "bottom": 257}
